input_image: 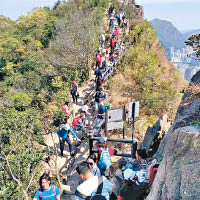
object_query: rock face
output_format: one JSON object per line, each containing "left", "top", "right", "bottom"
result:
{"left": 141, "top": 114, "right": 171, "bottom": 157}
{"left": 147, "top": 126, "right": 200, "bottom": 200}
{"left": 147, "top": 71, "right": 200, "bottom": 199}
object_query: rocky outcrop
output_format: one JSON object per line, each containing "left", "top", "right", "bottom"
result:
{"left": 147, "top": 71, "right": 200, "bottom": 199}
{"left": 141, "top": 114, "right": 171, "bottom": 157}
{"left": 147, "top": 126, "right": 200, "bottom": 200}
{"left": 154, "top": 71, "right": 200, "bottom": 162}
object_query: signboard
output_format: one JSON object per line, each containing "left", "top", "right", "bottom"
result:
{"left": 107, "top": 121, "right": 124, "bottom": 131}
{"left": 107, "top": 107, "right": 125, "bottom": 122}
{"left": 128, "top": 101, "right": 139, "bottom": 118}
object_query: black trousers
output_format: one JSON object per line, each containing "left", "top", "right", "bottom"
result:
{"left": 60, "top": 137, "right": 72, "bottom": 156}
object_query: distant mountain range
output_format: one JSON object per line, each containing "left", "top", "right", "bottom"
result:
{"left": 182, "top": 29, "right": 200, "bottom": 40}
{"left": 150, "top": 18, "right": 200, "bottom": 56}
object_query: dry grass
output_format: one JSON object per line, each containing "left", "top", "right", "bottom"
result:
{"left": 106, "top": 40, "right": 187, "bottom": 143}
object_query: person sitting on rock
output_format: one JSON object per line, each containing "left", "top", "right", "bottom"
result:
{"left": 136, "top": 149, "right": 148, "bottom": 170}
{"left": 75, "top": 162, "right": 113, "bottom": 200}
{"left": 33, "top": 173, "right": 61, "bottom": 200}
{"left": 133, "top": 149, "right": 148, "bottom": 183}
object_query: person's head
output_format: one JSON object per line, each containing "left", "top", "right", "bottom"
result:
{"left": 80, "top": 112, "right": 85, "bottom": 119}
{"left": 85, "top": 100, "right": 90, "bottom": 105}
{"left": 76, "top": 161, "right": 92, "bottom": 180}
{"left": 99, "top": 100, "right": 104, "bottom": 106}
{"left": 63, "top": 118, "right": 68, "bottom": 124}
{"left": 99, "top": 88, "right": 104, "bottom": 94}
{"left": 136, "top": 149, "right": 147, "bottom": 160}
{"left": 39, "top": 173, "right": 51, "bottom": 190}
{"left": 123, "top": 168, "right": 136, "bottom": 181}
{"left": 87, "top": 154, "right": 97, "bottom": 169}
{"left": 96, "top": 137, "right": 107, "bottom": 148}
{"left": 72, "top": 80, "right": 75, "bottom": 84}
{"left": 97, "top": 50, "right": 100, "bottom": 53}
{"left": 65, "top": 100, "right": 70, "bottom": 106}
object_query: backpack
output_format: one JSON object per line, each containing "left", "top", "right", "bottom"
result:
{"left": 111, "top": 39, "right": 116, "bottom": 47}
{"left": 116, "top": 14, "right": 120, "bottom": 19}
{"left": 75, "top": 176, "right": 106, "bottom": 200}
{"left": 98, "top": 148, "right": 111, "bottom": 169}
{"left": 39, "top": 184, "right": 56, "bottom": 200}
{"left": 56, "top": 125, "right": 65, "bottom": 137}
{"left": 72, "top": 116, "right": 81, "bottom": 127}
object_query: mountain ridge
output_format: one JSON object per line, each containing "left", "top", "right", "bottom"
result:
{"left": 150, "top": 18, "right": 185, "bottom": 55}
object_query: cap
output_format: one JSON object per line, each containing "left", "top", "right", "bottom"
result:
{"left": 124, "top": 169, "right": 136, "bottom": 180}
{"left": 97, "top": 138, "right": 106, "bottom": 145}
{"left": 63, "top": 124, "right": 70, "bottom": 130}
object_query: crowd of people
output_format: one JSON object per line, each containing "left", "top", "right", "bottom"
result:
{"left": 33, "top": 4, "right": 158, "bottom": 200}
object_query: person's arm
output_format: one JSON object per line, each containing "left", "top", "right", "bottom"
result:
{"left": 55, "top": 186, "right": 61, "bottom": 200}
{"left": 69, "top": 128, "right": 80, "bottom": 140}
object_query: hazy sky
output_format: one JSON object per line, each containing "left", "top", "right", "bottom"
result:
{"left": 0, "top": 0, "right": 58, "bottom": 20}
{"left": 0, "top": 0, "right": 199, "bottom": 31}
{"left": 137, "top": 0, "right": 200, "bottom": 31}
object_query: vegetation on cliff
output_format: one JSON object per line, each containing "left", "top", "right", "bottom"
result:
{"left": 0, "top": 0, "right": 109, "bottom": 199}
{"left": 107, "top": 21, "right": 185, "bottom": 141}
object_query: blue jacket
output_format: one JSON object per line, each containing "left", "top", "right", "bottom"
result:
{"left": 57, "top": 126, "right": 78, "bottom": 140}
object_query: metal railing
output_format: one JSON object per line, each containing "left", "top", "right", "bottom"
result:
{"left": 89, "top": 136, "right": 137, "bottom": 158}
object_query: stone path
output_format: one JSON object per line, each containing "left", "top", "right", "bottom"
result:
{"left": 44, "top": 4, "right": 132, "bottom": 200}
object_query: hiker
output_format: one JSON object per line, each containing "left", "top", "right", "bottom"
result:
{"left": 105, "top": 50, "right": 110, "bottom": 61}
{"left": 62, "top": 101, "right": 70, "bottom": 119}
{"left": 57, "top": 120, "right": 81, "bottom": 157}
{"left": 136, "top": 149, "right": 148, "bottom": 170}
{"left": 109, "top": 15, "right": 115, "bottom": 30}
{"left": 96, "top": 50, "right": 103, "bottom": 68}
{"left": 71, "top": 80, "right": 78, "bottom": 103}
{"left": 94, "top": 100, "right": 106, "bottom": 127}
{"left": 81, "top": 100, "right": 91, "bottom": 116}
{"left": 109, "top": 52, "right": 115, "bottom": 64}
{"left": 73, "top": 112, "right": 87, "bottom": 140}
{"left": 100, "top": 33, "right": 105, "bottom": 49}
{"left": 114, "top": 27, "right": 120, "bottom": 39}
{"left": 116, "top": 12, "right": 121, "bottom": 27}
{"left": 96, "top": 137, "right": 116, "bottom": 177}
{"left": 95, "top": 88, "right": 106, "bottom": 104}
{"left": 33, "top": 173, "right": 61, "bottom": 200}
{"left": 87, "top": 154, "right": 101, "bottom": 177}
{"left": 131, "top": 149, "right": 148, "bottom": 183}
{"left": 95, "top": 67, "right": 103, "bottom": 77}
{"left": 75, "top": 162, "right": 113, "bottom": 200}
{"left": 110, "top": 37, "right": 116, "bottom": 53}
{"left": 118, "top": 169, "right": 148, "bottom": 200}
{"left": 96, "top": 72, "right": 104, "bottom": 92}
{"left": 131, "top": 32, "right": 136, "bottom": 45}
{"left": 108, "top": 5, "right": 114, "bottom": 16}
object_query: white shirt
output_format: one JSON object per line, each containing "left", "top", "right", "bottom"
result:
{"left": 75, "top": 176, "right": 113, "bottom": 200}
{"left": 82, "top": 105, "right": 88, "bottom": 112}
